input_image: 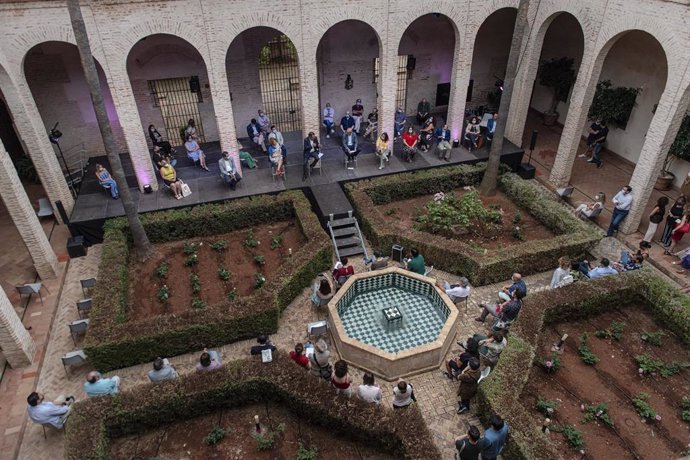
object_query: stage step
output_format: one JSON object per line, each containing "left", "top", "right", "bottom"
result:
{"left": 329, "top": 217, "right": 356, "bottom": 227}
{"left": 337, "top": 246, "right": 365, "bottom": 257}
{"left": 335, "top": 236, "right": 361, "bottom": 247}
{"left": 327, "top": 210, "right": 368, "bottom": 261}
{"left": 331, "top": 227, "right": 357, "bottom": 237}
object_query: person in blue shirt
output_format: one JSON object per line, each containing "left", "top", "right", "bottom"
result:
{"left": 485, "top": 112, "right": 498, "bottom": 143}
{"left": 481, "top": 414, "right": 509, "bottom": 460}
{"left": 84, "top": 371, "right": 121, "bottom": 397}
{"left": 499, "top": 273, "right": 526, "bottom": 301}
{"left": 435, "top": 123, "right": 452, "bottom": 160}
{"left": 322, "top": 102, "right": 335, "bottom": 138}
{"left": 394, "top": 106, "right": 407, "bottom": 139}
{"left": 340, "top": 111, "right": 355, "bottom": 135}
{"left": 578, "top": 258, "right": 618, "bottom": 279}
{"left": 606, "top": 185, "right": 633, "bottom": 236}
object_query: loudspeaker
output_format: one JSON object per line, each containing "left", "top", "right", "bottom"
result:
{"left": 189, "top": 76, "right": 200, "bottom": 93}
{"left": 517, "top": 163, "right": 536, "bottom": 180}
{"left": 452, "top": 139, "right": 460, "bottom": 148}
{"left": 67, "top": 235, "right": 87, "bottom": 258}
{"left": 391, "top": 245, "right": 404, "bottom": 263}
{"left": 529, "top": 130, "right": 539, "bottom": 151}
{"left": 406, "top": 56, "right": 416, "bottom": 71}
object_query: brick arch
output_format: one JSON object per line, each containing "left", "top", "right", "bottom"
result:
{"left": 389, "top": 7, "right": 463, "bottom": 51}
{"left": 470, "top": 0, "right": 520, "bottom": 37}
{"left": 309, "top": 8, "right": 386, "bottom": 54}
{"left": 217, "top": 15, "right": 302, "bottom": 58}
{"left": 531, "top": 8, "right": 590, "bottom": 48}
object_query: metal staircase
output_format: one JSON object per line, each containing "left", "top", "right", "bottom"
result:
{"left": 327, "top": 211, "right": 368, "bottom": 260}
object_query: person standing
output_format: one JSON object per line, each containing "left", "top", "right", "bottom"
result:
{"left": 455, "top": 425, "right": 485, "bottom": 460}
{"left": 664, "top": 214, "right": 690, "bottom": 255}
{"left": 661, "top": 196, "right": 686, "bottom": 246}
{"left": 416, "top": 98, "right": 431, "bottom": 125}
{"left": 640, "top": 196, "right": 669, "bottom": 248}
{"left": 480, "top": 414, "right": 509, "bottom": 460}
{"left": 588, "top": 121, "right": 609, "bottom": 168}
{"left": 485, "top": 113, "right": 498, "bottom": 143}
{"left": 322, "top": 102, "right": 335, "bottom": 138}
{"left": 456, "top": 357, "right": 480, "bottom": 414}
{"left": 394, "top": 106, "right": 407, "bottom": 139}
{"left": 303, "top": 131, "right": 322, "bottom": 180}
{"left": 375, "top": 132, "right": 391, "bottom": 170}
{"left": 580, "top": 119, "right": 603, "bottom": 157}
{"left": 351, "top": 99, "right": 364, "bottom": 134}
{"left": 606, "top": 185, "right": 633, "bottom": 237}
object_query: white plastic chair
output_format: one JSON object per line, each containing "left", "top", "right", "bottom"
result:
{"left": 477, "top": 366, "right": 491, "bottom": 383}
{"left": 36, "top": 198, "right": 53, "bottom": 218}
{"left": 61, "top": 350, "right": 87, "bottom": 376}
{"left": 68, "top": 319, "right": 90, "bottom": 345}
{"left": 16, "top": 283, "right": 48, "bottom": 306}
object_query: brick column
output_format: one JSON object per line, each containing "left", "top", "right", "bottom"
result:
{"left": 548, "top": 49, "right": 602, "bottom": 187}
{"left": 0, "top": 139, "right": 59, "bottom": 280}
{"left": 446, "top": 45, "right": 472, "bottom": 142}
{"left": 0, "top": 286, "right": 36, "bottom": 368}
{"left": 505, "top": 30, "right": 543, "bottom": 144}
{"left": 300, "top": 54, "right": 320, "bottom": 142}
{"left": 206, "top": 57, "right": 241, "bottom": 173}
{"left": 377, "top": 43, "right": 397, "bottom": 142}
{"left": 621, "top": 84, "right": 690, "bottom": 234}
{"left": 1, "top": 72, "right": 75, "bottom": 220}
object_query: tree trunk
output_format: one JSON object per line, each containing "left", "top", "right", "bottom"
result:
{"left": 66, "top": 0, "right": 154, "bottom": 260}
{"left": 479, "top": 0, "right": 530, "bottom": 196}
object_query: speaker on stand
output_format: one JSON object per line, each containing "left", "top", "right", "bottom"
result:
{"left": 518, "top": 130, "right": 538, "bottom": 180}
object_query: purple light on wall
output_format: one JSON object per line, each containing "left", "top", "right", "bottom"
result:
{"left": 132, "top": 157, "right": 154, "bottom": 189}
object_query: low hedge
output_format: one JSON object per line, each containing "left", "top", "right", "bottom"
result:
{"left": 478, "top": 271, "right": 690, "bottom": 460}
{"left": 345, "top": 164, "right": 600, "bottom": 285}
{"left": 65, "top": 355, "right": 440, "bottom": 459}
{"left": 85, "top": 191, "right": 331, "bottom": 371}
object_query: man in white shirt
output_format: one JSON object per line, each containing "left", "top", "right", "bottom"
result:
{"left": 323, "top": 103, "right": 335, "bottom": 138}
{"left": 26, "top": 392, "right": 75, "bottom": 429}
{"left": 437, "top": 277, "right": 470, "bottom": 302}
{"left": 218, "top": 151, "right": 241, "bottom": 190}
{"left": 606, "top": 185, "right": 633, "bottom": 237}
{"left": 268, "top": 125, "right": 287, "bottom": 161}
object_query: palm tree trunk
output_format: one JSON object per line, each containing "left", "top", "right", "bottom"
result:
{"left": 66, "top": 0, "right": 153, "bottom": 260}
{"left": 479, "top": 0, "right": 530, "bottom": 196}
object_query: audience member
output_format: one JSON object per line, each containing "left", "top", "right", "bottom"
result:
{"left": 311, "top": 275, "right": 334, "bottom": 306}
{"left": 268, "top": 125, "right": 288, "bottom": 161}
{"left": 153, "top": 144, "right": 176, "bottom": 168}
{"left": 485, "top": 113, "right": 498, "bottom": 143}
{"left": 218, "top": 151, "right": 241, "bottom": 190}
{"left": 588, "top": 121, "right": 609, "bottom": 168}
{"left": 392, "top": 380, "right": 416, "bottom": 409}
{"left": 250, "top": 335, "right": 277, "bottom": 355}
{"left": 402, "top": 127, "right": 419, "bottom": 162}
{"left": 342, "top": 127, "right": 360, "bottom": 168}
{"left": 159, "top": 159, "right": 184, "bottom": 200}
{"left": 574, "top": 192, "right": 605, "bottom": 219}
{"left": 550, "top": 256, "right": 573, "bottom": 289}
{"left": 454, "top": 425, "right": 485, "bottom": 460}
{"left": 464, "top": 117, "right": 480, "bottom": 150}
{"left": 445, "top": 335, "right": 480, "bottom": 380}
{"left": 613, "top": 249, "right": 646, "bottom": 272}
{"left": 185, "top": 118, "right": 197, "bottom": 139}
{"left": 363, "top": 108, "right": 378, "bottom": 140}
{"left": 404, "top": 248, "right": 425, "bottom": 275}
{"left": 640, "top": 196, "right": 669, "bottom": 248}
{"left": 480, "top": 414, "right": 510, "bottom": 460}
{"left": 26, "top": 392, "right": 75, "bottom": 429}
{"left": 661, "top": 196, "right": 686, "bottom": 246}
{"left": 437, "top": 277, "right": 470, "bottom": 303}
{"left": 416, "top": 98, "right": 431, "bottom": 125}
{"left": 95, "top": 164, "right": 119, "bottom": 199}
{"left": 577, "top": 258, "right": 618, "bottom": 279}
{"left": 148, "top": 124, "right": 174, "bottom": 155}
{"left": 340, "top": 111, "right": 355, "bottom": 134}
{"left": 322, "top": 102, "right": 335, "bottom": 138}
{"left": 419, "top": 116, "right": 435, "bottom": 152}
{"left": 268, "top": 138, "right": 285, "bottom": 177}
{"left": 331, "top": 360, "right": 353, "bottom": 397}
{"left": 148, "top": 357, "right": 178, "bottom": 382}
{"left": 333, "top": 257, "right": 355, "bottom": 287}
{"left": 196, "top": 349, "right": 223, "bottom": 372}
{"left": 366, "top": 250, "right": 390, "bottom": 270}
{"left": 664, "top": 214, "right": 690, "bottom": 255}
{"left": 289, "top": 343, "right": 310, "bottom": 369}
{"left": 457, "top": 358, "right": 481, "bottom": 414}
{"left": 394, "top": 106, "right": 407, "bottom": 139}
{"left": 435, "top": 123, "right": 452, "bottom": 160}
{"left": 499, "top": 273, "right": 526, "bottom": 301}
{"left": 376, "top": 132, "right": 391, "bottom": 170}
{"left": 303, "top": 131, "right": 322, "bottom": 181}
{"left": 351, "top": 99, "right": 364, "bottom": 134}
{"left": 357, "top": 372, "right": 382, "bottom": 405}
{"left": 582, "top": 119, "right": 603, "bottom": 157}
{"left": 246, "top": 118, "right": 266, "bottom": 152}
{"left": 476, "top": 290, "right": 524, "bottom": 324}
{"left": 309, "top": 339, "right": 332, "bottom": 380}
{"left": 606, "top": 185, "right": 633, "bottom": 237}
{"left": 257, "top": 109, "right": 271, "bottom": 134}
{"left": 477, "top": 332, "right": 507, "bottom": 369}
{"left": 84, "top": 371, "right": 121, "bottom": 397}
{"left": 184, "top": 135, "right": 209, "bottom": 171}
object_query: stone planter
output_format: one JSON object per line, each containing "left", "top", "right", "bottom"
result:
{"left": 655, "top": 171, "right": 675, "bottom": 191}
{"left": 543, "top": 111, "right": 559, "bottom": 126}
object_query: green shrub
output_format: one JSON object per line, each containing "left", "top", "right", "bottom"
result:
{"left": 540, "top": 352, "right": 561, "bottom": 373}
{"left": 244, "top": 230, "right": 258, "bottom": 248}
{"left": 594, "top": 321, "right": 624, "bottom": 341}
{"left": 536, "top": 398, "right": 558, "bottom": 416}
{"left": 255, "top": 432, "right": 275, "bottom": 451}
{"left": 413, "top": 190, "right": 502, "bottom": 238}
{"left": 255, "top": 273, "right": 266, "bottom": 289}
{"left": 211, "top": 240, "right": 228, "bottom": 252}
{"left": 184, "top": 253, "right": 199, "bottom": 267}
{"left": 183, "top": 242, "right": 199, "bottom": 255}
{"left": 157, "top": 285, "right": 169, "bottom": 304}
{"left": 270, "top": 235, "right": 283, "bottom": 250}
{"left": 155, "top": 261, "right": 169, "bottom": 279}
{"left": 635, "top": 354, "right": 688, "bottom": 377}
{"left": 204, "top": 425, "right": 229, "bottom": 445}
{"left": 254, "top": 255, "right": 266, "bottom": 266}
{"left": 631, "top": 393, "right": 658, "bottom": 420}
{"left": 640, "top": 330, "right": 665, "bottom": 346}
{"left": 189, "top": 273, "right": 201, "bottom": 294}
{"left": 552, "top": 424, "right": 584, "bottom": 450}
{"left": 583, "top": 403, "right": 613, "bottom": 427}
{"left": 578, "top": 334, "right": 599, "bottom": 365}
{"left": 297, "top": 442, "right": 318, "bottom": 460}
{"left": 682, "top": 397, "right": 690, "bottom": 422}
{"left": 191, "top": 297, "right": 206, "bottom": 310}
{"left": 218, "top": 265, "right": 231, "bottom": 281}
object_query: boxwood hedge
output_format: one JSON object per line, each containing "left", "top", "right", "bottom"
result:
{"left": 345, "top": 164, "right": 601, "bottom": 285}
{"left": 84, "top": 191, "right": 331, "bottom": 371}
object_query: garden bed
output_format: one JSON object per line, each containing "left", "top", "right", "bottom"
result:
{"left": 129, "top": 221, "right": 304, "bottom": 320}
{"left": 524, "top": 307, "right": 690, "bottom": 459}
{"left": 345, "top": 164, "right": 600, "bottom": 285}
{"left": 109, "top": 403, "right": 393, "bottom": 459}
{"left": 85, "top": 191, "right": 331, "bottom": 371}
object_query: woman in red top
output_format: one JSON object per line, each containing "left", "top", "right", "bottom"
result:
{"left": 402, "top": 127, "right": 419, "bottom": 162}
{"left": 289, "top": 343, "right": 310, "bottom": 369}
{"left": 331, "top": 360, "right": 353, "bottom": 397}
{"left": 665, "top": 214, "right": 690, "bottom": 255}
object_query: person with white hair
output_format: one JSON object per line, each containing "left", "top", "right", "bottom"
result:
{"left": 309, "top": 339, "right": 332, "bottom": 380}
{"left": 437, "top": 277, "right": 471, "bottom": 303}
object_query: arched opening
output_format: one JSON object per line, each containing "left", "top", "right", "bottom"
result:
{"left": 24, "top": 41, "right": 121, "bottom": 182}
{"left": 316, "top": 20, "right": 380, "bottom": 141}
{"left": 398, "top": 13, "right": 457, "bottom": 127}
{"left": 127, "top": 34, "right": 216, "bottom": 149}
{"left": 226, "top": 27, "right": 302, "bottom": 141}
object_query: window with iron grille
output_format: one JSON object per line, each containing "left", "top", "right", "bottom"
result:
{"left": 147, "top": 77, "right": 205, "bottom": 143}
{"left": 373, "top": 56, "right": 409, "bottom": 110}
{"left": 258, "top": 35, "right": 302, "bottom": 132}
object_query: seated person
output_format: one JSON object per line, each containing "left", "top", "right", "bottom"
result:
{"left": 416, "top": 98, "right": 431, "bottom": 125}
{"left": 394, "top": 106, "right": 407, "bottom": 139}
{"left": 331, "top": 360, "right": 353, "bottom": 398}
{"left": 185, "top": 119, "right": 198, "bottom": 139}
{"left": 363, "top": 109, "right": 378, "bottom": 140}
{"left": 342, "top": 127, "right": 360, "bottom": 167}
{"left": 311, "top": 275, "right": 334, "bottom": 306}
{"left": 323, "top": 102, "right": 335, "bottom": 137}
{"left": 485, "top": 112, "right": 498, "bottom": 142}
{"left": 26, "top": 392, "right": 75, "bottom": 429}
{"left": 250, "top": 335, "right": 277, "bottom": 355}
{"left": 309, "top": 339, "right": 331, "bottom": 379}
{"left": 357, "top": 372, "right": 382, "bottom": 405}
{"left": 575, "top": 192, "right": 606, "bottom": 219}
{"left": 438, "top": 277, "right": 470, "bottom": 302}
{"left": 267, "top": 125, "right": 288, "bottom": 162}
{"left": 303, "top": 131, "right": 322, "bottom": 180}
{"left": 289, "top": 342, "right": 311, "bottom": 369}
{"left": 218, "top": 151, "right": 242, "bottom": 190}
{"left": 159, "top": 159, "right": 184, "bottom": 200}
{"left": 246, "top": 118, "right": 266, "bottom": 152}
{"left": 578, "top": 258, "right": 618, "bottom": 279}
{"left": 83, "top": 371, "right": 121, "bottom": 397}
{"left": 153, "top": 145, "right": 176, "bottom": 168}
{"left": 404, "top": 248, "right": 425, "bottom": 275}
{"left": 257, "top": 109, "right": 271, "bottom": 135}
{"left": 95, "top": 164, "right": 119, "bottom": 199}
{"left": 392, "top": 380, "right": 416, "bottom": 409}
{"left": 418, "top": 116, "right": 435, "bottom": 152}
{"left": 476, "top": 289, "right": 525, "bottom": 324}
{"left": 340, "top": 111, "right": 355, "bottom": 134}
{"left": 464, "top": 117, "right": 480, "bottom": 150}
{"left": 550, "top": 256, "right": 573, "bottom": 289}
{"left": 333, "top": 257, "right": 355, "bottom": 286}
{"left": 364, "top": 250, "right": 390, "bottom": 270}
{"left": 402, "top": 127, "right": 419, "bottom": 162}
{"left": 268, "top": 138, "right": 285, "bottom": 176}
{"left": 445, "top": 336, "right": 480, "bottom": 380}
{"left": 499, "top": 273, "right": 526, "bottom": 301}
{"left": 613, "top": 250, "right": 646, "bottom": 272}
{"left": 196, "top": 349, "right": 223, "bottom": 372}
{"left": 184, "top": 135, "right": 209, "bottom": 171}
{"left": 435, "top": 124, "right": 452, "bottom": 160}
{"left": 477, "top": 331, "right": 507, "bottom": 368}
{"left": 148, "top": 124, "right": 175, "bottom": 155}
{"left": 148, "top": 357, "right": 178, "bottom": 382}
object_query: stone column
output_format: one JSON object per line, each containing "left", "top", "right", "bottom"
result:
{"left": 377, "top": 43, "right": 397, "bottom": 142}
{"left": 445, "top": 44, "right": 472, "bottom": 142}
{"left": 621, "top": 84, "right": 690, "bottom": 234}
{"left": 207, "top": 55, "right": 241, "bottom": 173}
{"left": 1, "top": 72, "right": 75, "bottom": 219}
{"left": 0, "top": 286, "right": 36, "bottom": 368}
{"left": 299, "top": 54, "right": 321, "bottom": 142}
{"left": 0, "top": 139, "right": 59, "bottom": 280}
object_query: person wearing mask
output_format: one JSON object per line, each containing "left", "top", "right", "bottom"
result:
{"left": 218, "top": 151, "right": 241, "bottom": 190}
{"left": 351, "top": 98, "right": 364, "bottom": 134}
{"left": 246, "top": 118, "right": 266, "bottom": 152}
{"left": 184, "top": 135, "right": 209, "bottom": 171}
{"left": 606, "top": 185, "right": 633, "bottom": 237}
{"left": 574, "top": 192, "right": 605, "bottom": 219}
{"left": 661, "top": 196, "right": 686, "bottom": 246}
{"left": 340, "top": 111, "right": 355, "bottom": 135}
{"left": 322, "top": 102, "right": 335, "bottom": 138}
{"left": 418, "top": 116, "right": 435, "bottom": 152}
{"left": 375, "top": 132, "right": 391, "bottom": 170}
{"left": 485, "top": 112, "right": 499, "bottom": 143}
{"left": 402, "top": 126, "right": 419, "bottom": 162}
{"left": 159, "top": 159, "right": 184, "bottom": 200}
{"left": 268, "top": 125, "right": 287, "bottom": 162}
{"left": 95, "top": 164, "right": 119, "bottom": 199}
{"left": 303, "top": 131, "right": 323, "bottom": 180}
{"left": 464, "top": 117, "right": 480, "bottom": 150}
{"left": 257, "top": 109, "right": 271, "bottom": 135}
{"left": 152, "top": 144, "right": 176, "bottom": 168}
{"left": 342, "top": 127, "right": 360, "bottom": 168}
{"left": 148, "top": 124, "right": 175, "bottom": 155}
{"left": 416, "top": 98, "right": 431, "bottom": 125}
{"left": 588, "top": 120, "right": 609, "bottom": 168}
{"left": 435, "top": 123, "right": 452, "bottom": 160}
{"left": 640, "top": 196, "right": 669, "bottom": 248}
{"left": 394, "top": 106, "right": 407, "bottom": 139}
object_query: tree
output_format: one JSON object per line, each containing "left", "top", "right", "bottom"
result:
{"left": 66, "top": 0, "right": 154, "bottom": 260}
{"left": 538, "top": 57, "right": 576, "bottom": 115}
{"left": 479, "top": 0, "right": 530, "bottom": 196}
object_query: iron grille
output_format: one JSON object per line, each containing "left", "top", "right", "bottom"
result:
{"left": 374, "top": 56, "right": 409, "bottom": 110}
{"left": 148, "top": 77, "right": 205, "bottom": 144}
{"left": 258, "top": 35, "right": 302, "bottom": 132}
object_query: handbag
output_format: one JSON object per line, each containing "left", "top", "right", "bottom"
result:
{"left": 180, "top": 180, "right": 192, "bottom": 197}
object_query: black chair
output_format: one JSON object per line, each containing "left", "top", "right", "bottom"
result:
{"left": 77, "top": 299, "right": 92, "bottom": 319}
{"left": 80, "top": 278, "right": 97, "bottom": 297}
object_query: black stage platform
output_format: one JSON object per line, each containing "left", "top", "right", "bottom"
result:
{"left": 69, "top": 131, "right": 523, "bottom": 243}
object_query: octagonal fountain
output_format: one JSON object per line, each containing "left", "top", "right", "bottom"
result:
{"left": 327, "top": 267, "right": 460, "bottom": 381}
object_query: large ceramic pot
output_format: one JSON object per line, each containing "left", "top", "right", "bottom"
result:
{"left": 543, "top": 111, "right": 559, "bottom": 126}
{"left": 655, "top": 171, "right": 675, "bottom": 191}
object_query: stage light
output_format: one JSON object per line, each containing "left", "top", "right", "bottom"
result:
{"left": 143, "top": 184, "right": 153, "bottom": 194}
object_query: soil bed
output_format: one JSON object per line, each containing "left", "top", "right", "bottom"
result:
{"left": 522, "top": 307, "right": 690, "bottom": 459}
{"left": 128, "top": 220, "right": 305, "bottom": 320}
{"left": 377, "top": 189, "right": 555, "bottom": 250}
{"left": 108, "top": 403, "right": 393, "bottom": 460}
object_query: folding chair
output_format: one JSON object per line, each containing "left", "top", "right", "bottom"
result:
{"left": 36, "top": 198, "right": 53, "bottom": 218}
{"left": 16, "top": 283, "right": 48, "bottom": 306}
{"left": 77, "top": 298, "right": 92, "bottom": 319}
{"left": 80, "top": 278, "right": 97, "bottom": 297}
{"left": 477, "top": 366, "right": 491, "bottom": 383}
{"left": 61, "top": 350, "right": 87, "bottom": 376}
{"left": 68, "top": 319, "right": 90, "bottom": 346}
{"left": 424, "top": 266, "right": 434, "bottom": 276}
{"left": 454, "top": 295, "right": 470, "bottom": 313}
{"left": 307, "top": 320, "right": 328, "bottom": 340}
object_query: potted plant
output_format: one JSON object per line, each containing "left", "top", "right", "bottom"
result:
{"left": 538, "top": 57, "right": 576, "bottom": 126}
{"left": 588, "top": 80, "right": 641, "bottom": 130}
{"left": 656, "top": 113, "right": 690, "bottom": 190}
